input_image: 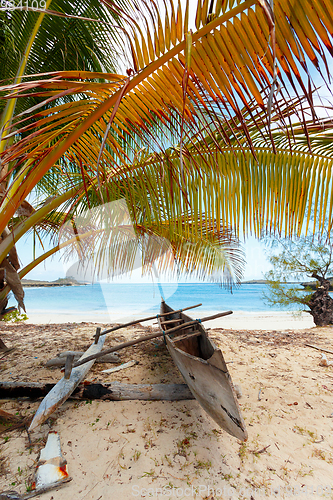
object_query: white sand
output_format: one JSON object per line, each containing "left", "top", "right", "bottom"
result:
{"left": 25, "top": 310, "right": 315, "bottom": 331}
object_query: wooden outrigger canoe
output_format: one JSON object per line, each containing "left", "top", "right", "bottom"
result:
{"left": 28, "top": 334, "right": 105, "bottom": 432}
{"left": 158, "top": 301, "right": 248, "bottom": 441}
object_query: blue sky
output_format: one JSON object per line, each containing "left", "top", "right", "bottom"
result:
{"left": 16, "top": 233, "right": 270, "bottom": 283}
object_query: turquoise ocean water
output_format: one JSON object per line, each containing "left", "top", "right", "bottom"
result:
{"left": 14, "top": 283, "right": 298, "bottom": 323}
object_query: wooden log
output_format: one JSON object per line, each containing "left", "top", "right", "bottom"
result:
{"left": 0, "top": 381, "right": 194, "bottom": 401}
{"left": 173, "top": 331, "right": 201, "bottom": 343}
{"left": 94, "top": 326, "right": 101, "bottom": 344}
{"left": 46, "top": 353, "right": 120, "bottom": 367}
{"left": 58, "top": 351, "right": 86, "bottom": 357}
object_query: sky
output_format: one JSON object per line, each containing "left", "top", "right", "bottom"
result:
{"left": 16, "top": 233, "right": 271, "bottom": 283}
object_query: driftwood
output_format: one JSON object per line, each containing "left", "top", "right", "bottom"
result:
{"left": 0, "top": 478, "right": 72, "bottom": 500}
{"left": 46, "top": 352, "right": 120, "bottom": 367}
{"left": 305, "top": 343, "right": 333, "bottom": 355}
{"left": 0, "top": 338, "right": 14, "bottom": 353}
{"left": 101, "top": 360, "right": 138, "bottom": 374}
{"left": 0, "top": 381, "right": 194, "bottom": 401}
{"left": 0, "top": 408, "right": 31, "bottom": 434}
{"left": 64, "top": 354, "right": 75, "bottom": 380}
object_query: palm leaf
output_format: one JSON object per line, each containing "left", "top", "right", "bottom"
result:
{"left": 0, "top": 0, "right": 125, "bottom": 158}
{"left": 1, "top": 0, "right": 331, "bottom": 175}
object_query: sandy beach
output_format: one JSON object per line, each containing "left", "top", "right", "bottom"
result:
{"left": 24, "top": 311, "right": 315, "bottom": 331}
{"left": 1, "top": 314, "right": 333, "bottom": 499}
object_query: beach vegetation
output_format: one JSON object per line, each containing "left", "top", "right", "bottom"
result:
{"left": 126, "top": 424, "right": 136, "bottom": 433}
{"left": 297, "top": 464, "right": 314, "bottom": 477}
{"left": 150, "top": 456, "right": 160, "bottom": 467}
{"left": 263, "top": 234, "right": 333, "bottom": 326}
{"left": 25, "top": 481, "right": 33, "bottom": 493}
{"left": 141, "top": 469, "right": 156, "bottom": 478}
{"left": 1, "top": 310, "right": 28, "bottom": 322}
{"left": 311, "top": 449, "right": 327, "bottom": 461}
{"left": 133, "top": 450, "right": 141, "bottom": 462}
{"left": 238, "top": 441, "right": 248, "bottom": 463}
{"left": 0, "top": 0, "right": 333, "bottom": 327}
{"left": 176, "top": 436, "right": 192, "bottom": 457}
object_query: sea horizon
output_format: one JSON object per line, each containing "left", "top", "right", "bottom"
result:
{"left": 9, "top": 282, "right": 311, "bottom": 327}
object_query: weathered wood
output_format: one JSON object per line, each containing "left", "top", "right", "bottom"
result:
{"left": 101, "top": 360, "right": 138, "bottom": 374}
{"left": 0, "top": 381, "right": 194, "bottom": 401}
{"left": 173, "top": 331, "right": 202, "bottom": 343}
{"left": 58, "top": 351, "right": 86, "bottom": 357}
{"left": 161, "top": 310, "right": 233, "bottom": 336}
{"left": 46, "top": 353, "right": 120, "bottom": 367}
{"left": 0, "top": 338, "right": 15, "bottom": 358}
{"left": 58, "top": 351, "right": 119, "bottom": 361}
{"left": 73, "top": 309, "right": 232, "bottom": 369}
{"left": 97, "top": 303, "right": 202, "bottom": 338}
{"left": 0, "top": 338, "right": 10, "bottom": 351}
{"left": 305, "top": 343, "right": 333, "bottom": 355}
{"left": 28, "top": 334, "right": 106, "bottom": 432}
{"left": 64, "top": 355, "right": 74, "bottom": 379}
{"left": 94, "top": 326, "right": 101, "bottom": 344}
{"left": 24, "top": 477, "right": 72, "bottom": 499}
{"left": 160, "top": 319, "right": 184, "bottom": 325}
{"left": 158, "top": 302, "right": 247, "bottom": 442}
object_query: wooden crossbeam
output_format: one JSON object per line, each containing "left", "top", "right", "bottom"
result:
{"left": 160, "top": 318, "right": 184, "bottom": 325}
{"left": 172, "top": 331, "right": 202, "bottom": 343}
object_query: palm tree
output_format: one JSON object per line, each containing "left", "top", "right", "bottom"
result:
{"left": 1, "top": 0, "right": 333, "bottom": 315}
{"left": 0, "top": 0, "right": 124, "bottom": 318}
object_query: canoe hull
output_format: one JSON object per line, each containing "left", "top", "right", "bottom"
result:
{"left": 159, "top": 302, "right": 247, "bottom": 441}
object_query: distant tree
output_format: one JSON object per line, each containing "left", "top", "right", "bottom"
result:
{"left": 263, "top": 235, "right": 333, "bottom": 326}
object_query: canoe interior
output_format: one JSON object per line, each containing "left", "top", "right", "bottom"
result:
{"left": 159, "top": 301, "right": 247, "bottom": 441}
{"left": 159, "top": 302, "right": 221, "bottom": 361}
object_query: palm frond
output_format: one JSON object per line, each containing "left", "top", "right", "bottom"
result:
{"left": 2, "top": 0, "right": 332, "bottom": 217}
